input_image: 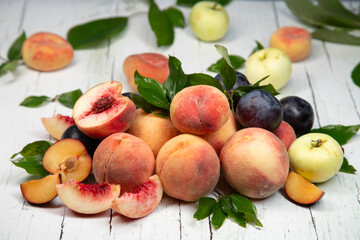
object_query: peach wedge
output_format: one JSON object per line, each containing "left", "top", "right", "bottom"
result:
{"left": 284, "top": 171, "right": 324, "bottom": 205}
{"left": 41, "top": 114, "right": 75, "bottom": 140}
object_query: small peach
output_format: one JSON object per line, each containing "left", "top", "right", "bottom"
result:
{"left": 270, "top": 26, "right": 312, "bottom": 62}
{"left": 273, "top": 121, "right": 297, "bottom": 151}
{"left": 22, "top": 32, "right": 74, "bottom": 71}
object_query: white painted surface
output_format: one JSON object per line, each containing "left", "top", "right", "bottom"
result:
{"left": 0, "top": 0, "right": 359, "bottom": 239}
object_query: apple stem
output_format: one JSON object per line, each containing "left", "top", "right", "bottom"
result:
{"left": 311, "top": 139, "right": 326, "bottom": 148}
{"left": 212, "top": 3, "right": 218, "bottom": 10}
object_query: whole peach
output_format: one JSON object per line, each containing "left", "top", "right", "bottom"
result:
{"left": 270, "top": 26, "right": 312, "bottom": 62}
{"left": 156, "top": 134, "right": 220, "bottom": 202}
{"left": 170, "top": 85, "right": 230, "bottom": 135}
{"left": 127, "top": 109, "right": 181, "bottom": 157}
{"left": 220, "top": 128, "right": 289, "bottom": 199}
{"left": 123, "top": 53, "right": 169, "bottom": 93}
{"left": 22, "top": 32, "right": 74, "bottom": 71}
{"left": 93, "top": 133, "right": 155, "bottom": 194}
{"left": 273, "top": 121, "right": 297, "bottom": 151}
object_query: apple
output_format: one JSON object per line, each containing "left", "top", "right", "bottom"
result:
{"left": 245, "top": 48, "right": 292, "bottom": 90}
{"left": 189, "top": 1, "right": 229, "bottom": 42}
{"left": 288, "top": 133, "right": 343, "bottom": 183}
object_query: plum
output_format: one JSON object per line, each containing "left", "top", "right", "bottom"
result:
{"left": 215, "top": 71, "right": 250, "bottom": 90}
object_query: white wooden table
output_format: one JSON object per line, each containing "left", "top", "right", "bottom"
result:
{"left": 1, "top": 0, "right": 360, "bottom": 239}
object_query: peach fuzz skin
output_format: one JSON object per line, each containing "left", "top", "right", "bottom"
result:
{"left": 170, "top": 85, "right": 230, "bottom": 135}
{"left": 123, "top": 53, "right": 169, "bottom": 93}
{"left": 273, "top": 121, "right": 297, "bottom": 151}
{"left": 127, "top": 109, "right": 181, "bottom": 157}
{"left": 93, "top": 132, "right": 155, "bottom": 195}
{"left": 270, "top": 26, "right": 311, "bottom": 62}
{"left": 22, "top": 32, "right": 74, "bottom": 71}
{"left": 220, "top": 128, "right": 289, "bottom": 199}
{"left": 156, "top": 134, "right": 220, "bottom": 202}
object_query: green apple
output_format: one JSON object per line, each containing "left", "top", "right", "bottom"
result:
{"left": 288, "top": 133, "right": 343, "bottom": 183}
{"left": 245, "top": 48, "right": 292, "bottom": 90}
{"left": 189, "top": 1, "right": 229, "bottom": 42}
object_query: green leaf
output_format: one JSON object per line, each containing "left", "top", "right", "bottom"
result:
{"left": 211, "top": 201, "right": 227, "bottom": 229}
{"left": 310, "top": 124, "right": 360, "bottom": 145}
{"left": 11, "top": 140, "right": 52, "bottom": 159}
{"left": 340, "top": 157, "right": 357, "bottom": 174}
{"left": 220, "top": 59, "right": 236, "bottom": 91}
{"left": 312, "top": 28, "right": 360, "bottom": 46}
{"left": 19, "top": 95, "right": 51, "bottom": 108}
{"left": 187, "top": 73, "right": 224, "bottom": 92}
{"left": 134, "top": 71, "right": 170, "bottom": 110}
{"left": 8, "top": 31, "right": 26, "bottom": 61}
{"left": 234, "top": 77, "right": 279, "bottom": 98}
{"left": 351, "top": 62, "right": 360, "bottom": 88}
{"left": 220, "top": 196, "right": 246, "bottom": 227}
{"left": 229, "top": 193, "right": 262, "bottom": 227}
{"left": 318, "top": 0, "right": 360, "bottom": 23}
{"left": 250, "top": 40, "right": 264, "bottom": 56}
{"left": 57, "top": 89, "right": 83, "bottom": 109}
{"left": 164, "top": 56, "right": 188, "bottom": 100}
{"left": 131, "top": 93, "right": 168, "bottom": 115}
{"left": 193, "top": 197, "right": 216, "bottom": 220}
{"left": 164, "top": 7, "right": 185, "bottom": 28}
{"left": 207, "top": 55, "right": 245, "bottom": 73}
{"left": 67, "top": 17, "right": 128, "bottom": 49}
{"left": 0, "top": 60, "right": 19, "bottom": 77}
{"left": 148, "top": 2, "right": 174, "bottom": 47}
{"left": 215, "top": 44, "right": 232, "bottom": 67}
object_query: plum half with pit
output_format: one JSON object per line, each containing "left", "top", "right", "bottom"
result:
{"left": 236, "top": 89, "right": 283, "bottom": 131}
{"left": 280, "top": 96, "right": 314, "bottom": 137}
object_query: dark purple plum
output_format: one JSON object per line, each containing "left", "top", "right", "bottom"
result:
{"left": 215, "top": 71, "right": 250, "bottom": 90}
{"left": 236, "top": 89, "right": 283, "bottom": 131}
{"left": 61, "top": 125, "right": 101, "bottom": 157}
{"left": 280, "top": 96, "right": 314, "bottom": 137}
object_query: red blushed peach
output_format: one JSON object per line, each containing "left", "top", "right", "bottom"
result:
{"left": 270, "top": 26, "right": 311, "bottom": 62}
{"left": 22, "top": 32, "right": 74, "bottom": 71}
{"left": 127, "top": 109, "right": 180, "bottom": 157}
{"left": 156, "top": 134, "right": 220, "bottom": 202}
{"left": 170, "top": 85, "right": 230, "bottom": 135}
{"left": 72, "top": 81, "right": 136, "bottom": 139}
{"left": 202, "top": 113, "right": 238, "bottom": 155}
{"left": 123, "top": 53, "right": 169, "bottom": 93}
{"left": 273, "top": 121, "right": 297, "bottom": 151}
{"left": 220, "top": 128, "right": 289, "bottom": 199}
{"left": 93, "top": 132, "right": 155, "bottom": 194}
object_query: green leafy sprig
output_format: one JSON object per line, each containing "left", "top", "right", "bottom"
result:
{"left": 351, "top": 62, "right": 360, "bottom": 88}
{"left": 20, "top": 89, "right": 82, "bottom": 108}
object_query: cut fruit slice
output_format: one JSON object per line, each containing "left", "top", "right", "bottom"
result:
{"left": 20, "top": 173, "right": 60, "bottom": 204}
{"left": 111, "top": 175, "right": 163, "bottom": 218}
{"left": 56, "top": 180, "right": 120, "bottom": 214}
{"left": 41, "top": 114, "right": 75, "bottom": 140}
{"left": 42, "top": 138, "right": 92, "bottom": 183}
{"left": 284, "top": 171, "right": 324, "bottom": 205}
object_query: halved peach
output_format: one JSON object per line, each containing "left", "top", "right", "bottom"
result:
{"left": 56, "top": 180, "right": 120, "bottom": 214}
{"left": 42, "top": 138, "right": 92, "bottom": 183}
{"left": 111, "top": 175, "right": 163, "bottom": 218}
{"left": 284, "top": 171, "right": 324, "bottom": 205}
{"left": 72, "top": 81, "right": 136, "bottom": 139}
{"left": 20, "top": 173, "right": 60, "bottom": 204}
{"left": 41, "top": 114, "right": 75, "bottom": 140}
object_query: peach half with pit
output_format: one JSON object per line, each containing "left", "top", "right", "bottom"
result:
{"left": 56, "top": 180, "right": 120, "bottom": 214}
{"left": 156, "top": 134, "right": 220, "bottom": 202}
{"left": 112, "top": 175, "right": 163, "bottom": 219}
{"left": 72, "top": 81, "right": 136, "bottom": 139}
{"left": 123, "top": 53, "right": 169, "bottom": 93}
{"left": 170, "top": 85, "right": 230, "bottom": 135}
{"left": 41, "top": 114, "right": 75, "bottom": 140}
{"left": 93, "top": 132, "right": 155, "bottom": 194}
{"left": 273, "top": 120, "right": 297, "bottom": 151}
{"left": 220, "top": 127, "right": 289, "bottom": 199}
{"left": 22, "top": 32, "right": 74, "bottom": 71}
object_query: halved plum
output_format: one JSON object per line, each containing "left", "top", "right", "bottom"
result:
{"left": 41, "top": 114, "right": 75, "bottom": 140}
{"left": 72, "top": 81, "right": 136, "bottom": 139}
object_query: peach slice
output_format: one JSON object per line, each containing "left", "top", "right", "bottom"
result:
{"left": 41, "top": 114, "right": 75, "bottom": 140}
{"left": 42, "top": 138, "right": 92, "bottom": 183}
{"left": 284, "top": 171, "right": 324, "bottom": 205}
{"left": 111, "top": 175, "right": 163, "bottom": 218}
{"left": 20, "top": 173, "right": 60, "bottom": 204}
{"left": 56, "top": 180, "right": 120, "bottom": 214}
{"left": 72, "top": 81, "right": 136, "bottom": 139}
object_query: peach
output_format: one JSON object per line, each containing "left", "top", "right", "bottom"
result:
{"left": 22, "top": 32, "right": 74, "bottom": 71}
{"left": 93, "top": 132, "right": 155, "bottom": 194}
{"left": 156, "top": 134, "right": 220, "bottom": 202}
{"left": 170, "top": 85, "right": 230, "bottom": 135}
{"left": 220, "top": 128, "right": 289, "bottom": 199}
{"left": 273, "top": 120, "right": 297, "bottom": 151}
{"left": 72, "top": 81, "right": 136, "bottom": 139}
{"left": 270, "top": 26, "right": 312, "bottom": 62}
{"left": 201, "top": 113, "right": 238, "bottom": 155}
{"left": 127, "top": 109, "right": 181, "bottom": 157}
{"left": 41, "top": 114, "right": 75, "bottom": 140}
{"left": 123, "top": 53, "right": 169, "bottom": 93}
